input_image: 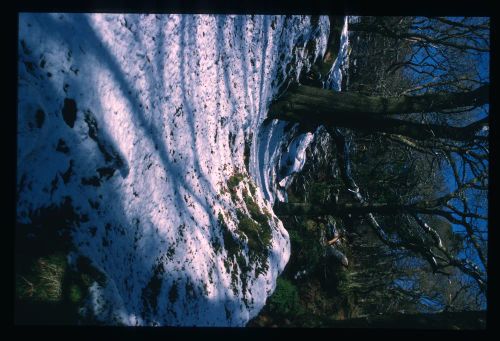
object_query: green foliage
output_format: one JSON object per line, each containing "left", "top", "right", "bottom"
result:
{"left": 69, "top": 284, "right": 83, "bottom": 303}
{"left": 211, "top": 234, "right": 222, "bottom": 255}
{"left": 227, "top": 172, "right": 246, "bottom": 203}
{"left": 220, "top": 212, "right": 241, "bottom": 259}
{"left": 253, "top": 15, "right": 487, "bottom": 326}
{"left": 236, "top": 206, "right": 272, "bottom": 277}
{"left": 243, "top": 193, "right": 262, "bottom": 221}
{"left": 237, "top": 213, "right": 261, "bottom": 250}
{"left": 286, "top": 218, "right": 325, "bottom": 275}
{"left": 223, "top": 171, "right": 274, "bottom": 279}
{"left": 248, "top": 182, "right": 256, "bottom": 196}
{"left": 75, "top": 255, "right": 107, "bottom": 287}
{"left": 220, "top": 172, "right": 275, "bottom": 298}
{"left": 218, "top": 211, "right": 250, "bottom": 298}
{"left": 242, "top": 194, "right": 272, "bottom": 249}
{"left": 227, "top": 173, "right": 245, "bottom": 191}
{"left": 267, "top": 278, "right": 302, "bottom": 317}
{"left": 285, "top": 187, "right": 302, "bottom": 203}
{"left": 244, "top": 134, "right": 253, "bottom": 172}
{"left": 308, "top": 182, "right": 334, "bottom": 205}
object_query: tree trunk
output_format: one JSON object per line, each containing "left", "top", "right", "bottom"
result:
{"left": 317, "top": 16, "right": 345, "bottom": 77}
{"left": 301, "top": 16, "right": 344, "bottom": 86}
{"left": 274, "top": 201, "right": 415, "bottom": 217}
{"left": 273, "top": 186, "right": 476, "bottom": 216}
{"left": 271, "top": 83, "right": 488, "bottom": 115}
{"left": 268, "top": 84, "right": 488, "bottom": 141}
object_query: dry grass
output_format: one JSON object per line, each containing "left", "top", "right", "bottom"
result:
{"left": 16, "top": 254, "right": 66, "bottom": 302}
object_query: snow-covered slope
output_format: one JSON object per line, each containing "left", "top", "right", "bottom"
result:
{"left": 251, "top": 16, "right": 350, "bottom": 203}
{"left": 17, "top": 14, "right": 339, "bottom": 326}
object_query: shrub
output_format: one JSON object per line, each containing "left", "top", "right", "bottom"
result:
{"left": 267, "top": 278, "right": 302, "bottom": 317}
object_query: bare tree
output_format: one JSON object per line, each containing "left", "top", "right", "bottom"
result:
{"left": 270, "top": 16, "right": 489, "bottom": 300}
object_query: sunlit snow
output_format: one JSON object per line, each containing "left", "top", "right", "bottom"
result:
{"left": 17, "top": 13, "right": 348, "bottom": 326}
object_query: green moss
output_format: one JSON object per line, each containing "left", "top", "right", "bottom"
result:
{"left": 69, "top": 284, "right": 83, "bottom": 303}
{"left": 248, "top": 182, "right": 257, "bottom": 196}
{"left": 243, "top": 195, "right": 263, "bottom": 223}
{"left": 230, "top": 263, "right": 239, "bottom": 295}
{"left": 218, "top": 211, "right": 254, "bottom": 300}
{"left": 220, "top": 173, "right": 274, "bottom": 289}
{"left": 236, "top": 252, "right": 252, "bottom": 308}
{"left": 231, "top": 188, "right": 273, "bottom": 277}
{"left": 263, "top": 207, "right": 272, "bottom": 219}
{"left": 218, "top": 212, "right": 241, "bottom": 289}
{"left": 219, "top": 212, "right": 241, "bottom": 260}
{"left": 267, "top": 278, "right": 302, "bottom": 317}
{"left": 211, "top": 234, "right": 222, "bottom": 254}
{"left": 236, "top": 204, "right": 272, "bottom": 277}
{"left": 75, "top": 256, "right": 107, "bottom": 287}
{"left": 227, "top": 173, "right": 245, "bottom": 192}
{"left": 244, "top": 197, "right": 273, "bottom": 249}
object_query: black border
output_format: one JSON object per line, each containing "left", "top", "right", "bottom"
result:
{"left": 10, "top": 0, "right": 496, "bottom": 337}
{"left": 13, "top": 0, "right": 495, "bottom": 16}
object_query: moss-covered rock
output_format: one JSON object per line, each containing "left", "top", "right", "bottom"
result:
{"left": 221, "top": 172, "right": 277, "bottom": 304}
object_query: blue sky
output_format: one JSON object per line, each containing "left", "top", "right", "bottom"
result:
{"left": 397, "top": 16, "right": 489, "bottom": 306}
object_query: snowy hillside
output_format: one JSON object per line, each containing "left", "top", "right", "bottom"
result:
{"left": 17, "top": 14, "right": 345, "bottom": 326}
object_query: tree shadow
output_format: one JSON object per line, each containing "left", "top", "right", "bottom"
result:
{"left": 17, "top": 13, "right": 277, "bottom": 326}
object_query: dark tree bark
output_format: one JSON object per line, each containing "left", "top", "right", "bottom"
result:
{"left": 316, "top": 16, "right": 345, "bottom": 77}
{"left": 300, "top": 16, "right": 344, "bottom": 86}
{"left": 269, "top": 15, "right": 488, "bottom": 307}
{"left": 275, "top": 173, "right": 488, "bottom": 217}
{"left": 272, "top": 84, "right": 488, "bottom": 116}
{"left": 275, "top": 201, "right": 428, "bottom": 217}
{"left": 268, "top": 84, "right": 488, "bottom": 141}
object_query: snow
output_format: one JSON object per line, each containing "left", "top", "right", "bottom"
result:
{"left": 251, "top": 16, "right": 350, "bottom": 204}
{"left": 327, "top": 16, "right": 350, "bottom": 91}
{"left": 17, "top": 13, "right": 348, "bottom": 326}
